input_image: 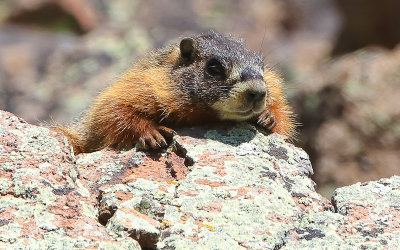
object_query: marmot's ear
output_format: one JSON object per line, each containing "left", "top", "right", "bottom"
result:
{"left": 180, "top": 38, "right": 196, "bottom": 62}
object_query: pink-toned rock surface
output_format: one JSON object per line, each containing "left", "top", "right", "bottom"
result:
{"left": 0, "top": 111, "right": 139, "bottom": 249}
{"left": 2, "top": 0, "right": 400, "bottom": 213}
{"left": 0, "top": 110, "right": 399, "bottom": 249}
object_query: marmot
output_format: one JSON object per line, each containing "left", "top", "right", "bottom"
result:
{"left": 54, "top": 31, "right": 296, "bottom": 154}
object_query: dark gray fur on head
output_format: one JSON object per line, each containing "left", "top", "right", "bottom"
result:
{"left": 173, "top": 31, "right": 265, "bottom": 108}
{"left": 194, "top": 31, "right": 263, "bottom": 68}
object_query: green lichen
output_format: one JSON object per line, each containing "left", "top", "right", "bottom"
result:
{"left": 74, "top": 179, "right": 91, "bottom": 198}
{"left": 35, "top": 210, "right": 57, "bottom": 231}
{"left": 0, "top": 222, "right": 23, "bottom": 243}
{"left": 1, "top": 162, "right": 13, "bottom": 171}
{"left": 81, "top": 202, "right": 98, "bottom": 219}
{"left": 204, "top": 124, "right": 256, "bottom": 146}
{"left": 76, "top": 151, "right": 104, "bottom": 165}
{"left": 0, "top": 125, "right": 7, "bottom": 135}
{"left": 0, "top": 178, "right": 12, "bottom": 194}
{"left": 19, "top": 127, "right": 62, "bottom": 158}
{"left": 106, "top": 201, "right": 160, "bottom": 240}
{"left": 98, "top": 239, "right": 141, "bottom": 250}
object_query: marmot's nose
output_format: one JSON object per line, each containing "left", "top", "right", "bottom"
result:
{"left": 246, "top": 88, "right": 266, "bottom": 103}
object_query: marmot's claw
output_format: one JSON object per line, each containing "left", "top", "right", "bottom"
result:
{"left": 256, "top": 110, "right": 276, "bottom": 131}
{"left": 159, "top": 138, "right": 168, "bottom": 147}
{"left": 138, "top": 137, "right": 148, "bottom": 150}
{"left": 268, "top": 120, "right": 277, "bottom": 130}
{"left": 138, "top": 126, "right": 175, "bottom": 150}
{"left": 158, "top": 126, "right": 177, "bottom": 139}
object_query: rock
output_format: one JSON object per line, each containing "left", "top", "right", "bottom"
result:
{"left": 295, "top": 46, "right": 400, "bottom": 193}
{"left": 332, "top": 176, "right": 400, "bottom": 248}
{"left": 333, "top": 0, "right": 400, "bottom": 55}
{"left": 283, "top": 176, "right": 400, "bottom": 249}
{"left": 3, "top": 0, "right": 99, "bottom": 33}
{"left": 0, "top": 110, "right": 140, "bottom": 249}
{"left": 0, "top": 109, "right": 399, "bottom": 249}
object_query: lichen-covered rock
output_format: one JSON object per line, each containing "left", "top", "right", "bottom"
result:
{"left": 91, "top": 125, "right": 330, "bottom": 249}
{"left": 281, "top": 177, "right": 400, "bottom": 249}
{"left": 0, "top": 109, "right": 399, "bottom": 249}
{"left": 331, "top": 176, "right": 400, "bottom": 248}
{"left": 0, "top": 110, "right": 140, "bottom": 249}
{"left": 295, "top": 46, "right": 400, "bottom": 193}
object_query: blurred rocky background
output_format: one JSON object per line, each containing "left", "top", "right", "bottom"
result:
{"left": 0, "top": 0, "right": 399, "bottom": 197}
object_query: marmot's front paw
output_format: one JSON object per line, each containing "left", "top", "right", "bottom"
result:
{"left": 256, "top": 110, "right": 277, "bottom": 131}
{"left": 138, "top": 126, "right": 176, "bottom": 150}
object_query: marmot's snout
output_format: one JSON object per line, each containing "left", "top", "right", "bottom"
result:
{"left": 246, "top": 88, "right": 266, "bottom": 103}
{"left": 245, "top": 81, "right": 266, "bottom": 107}
{"left": 241, "top": 79, "right": 267, "bottom": 116}
{"left": 238, "top": 66, "right": 267, "bottom": 114}
{"left": 211, "top": 78, "right": 267, "bottom": 121}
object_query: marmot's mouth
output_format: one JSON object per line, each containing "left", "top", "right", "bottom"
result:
{"left": 236, "top": 104, "right": 265, "bottom": 116}
{"left": 213, "top": 99, "right": 265, "bottom": 121}
{"left": 216, "top": 108, "right": 263, "bottom": 121}
{"left": 229, "top": 107, "right": 264, "bottom": 119}
{"left": 235, "top": 109, "right": 254, "bottom": 116}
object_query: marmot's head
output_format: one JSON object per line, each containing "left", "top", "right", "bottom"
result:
{"left": 175, "top": 31, "right": 266, "bottom": 121}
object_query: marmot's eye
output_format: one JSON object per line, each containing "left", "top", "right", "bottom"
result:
{"left": 206, "top": 58, "right": 225, "bottom": 77}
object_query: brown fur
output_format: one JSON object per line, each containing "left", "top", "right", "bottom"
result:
{"left": 53, "top": 32, "right": 296, "bottom": 154}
